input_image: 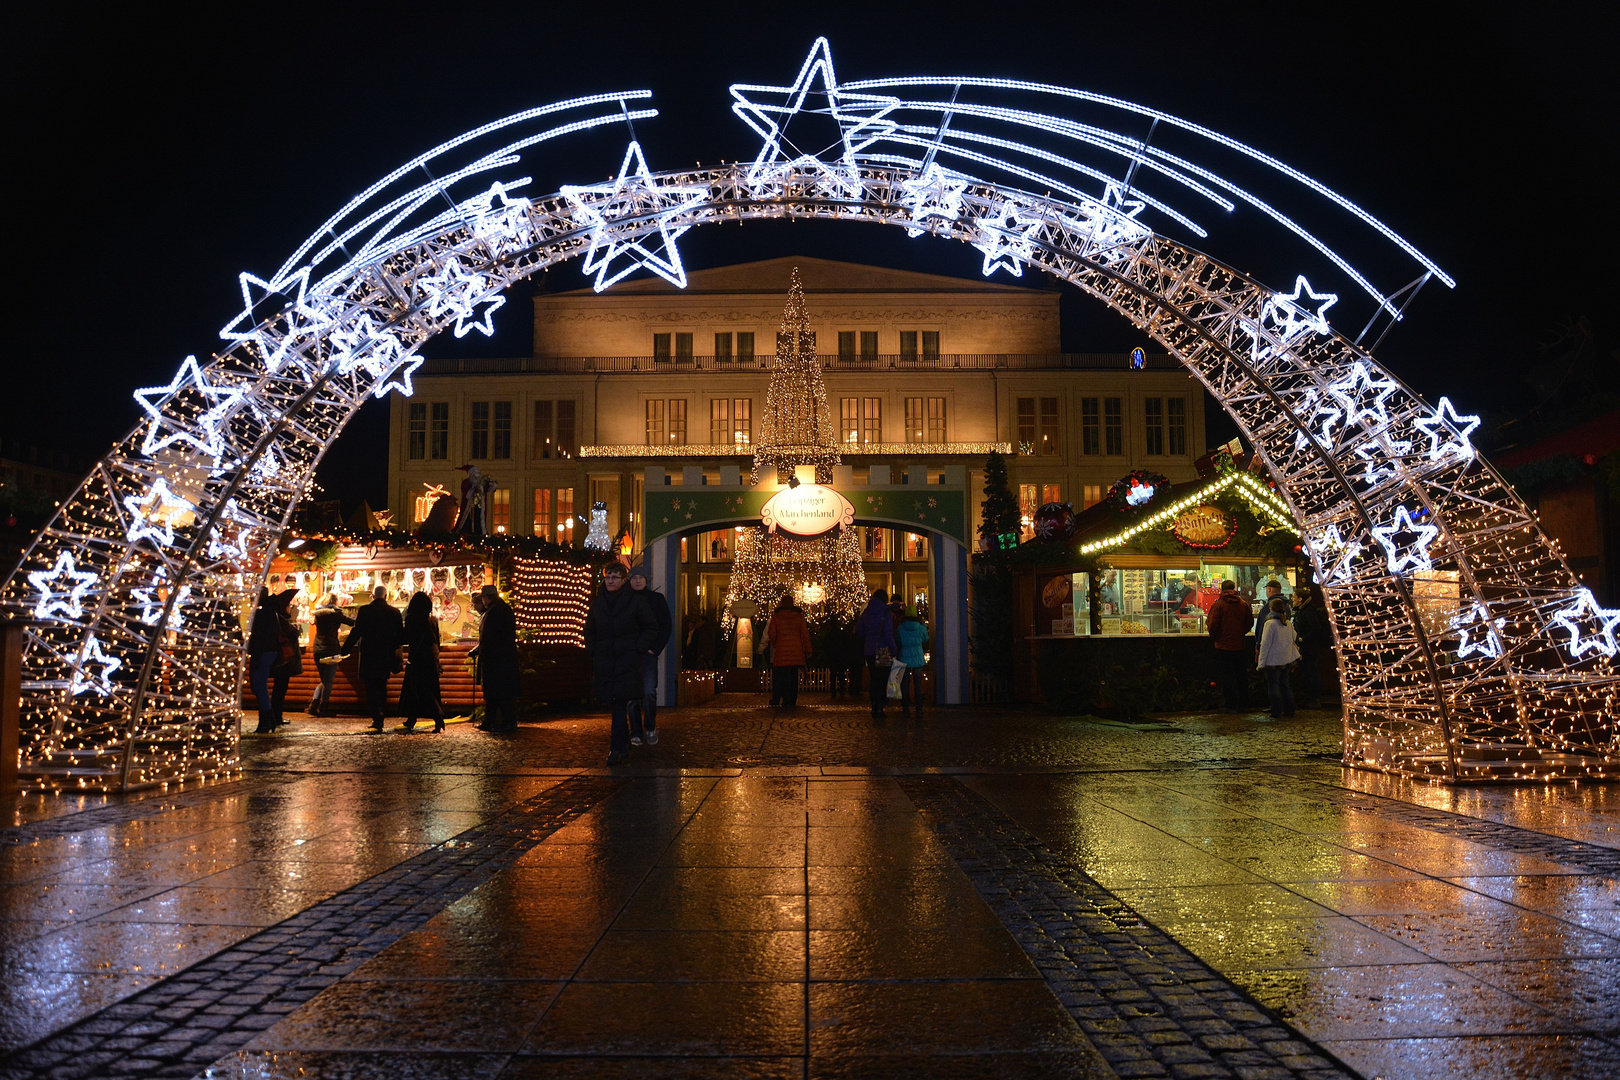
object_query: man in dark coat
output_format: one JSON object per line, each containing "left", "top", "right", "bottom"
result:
{"left": 1206, "top": 580, "right": 1255, "bottom": 712}
{"left": 1291, "top": 584, "right": 1332, "bottom": 709}
{"left": 585, "top": 563, "right": 656, "bottom": 765}
{"left": 627, "top": 566, "right": 672, "bottom": 745}
{"left": 473, "top": 584, "right": 521, "bottom": 732}
{"left": 344, "top": 585, "right": 403, "bottom": 732}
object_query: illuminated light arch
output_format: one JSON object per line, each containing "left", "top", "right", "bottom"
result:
{"left": 3, "top": 41, "right": 1615, "bottom": 789}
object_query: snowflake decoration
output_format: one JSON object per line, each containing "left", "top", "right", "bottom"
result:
{"left": 28, "top": 552, "right": 99, "bottom": 621}
{"left": 1370, "top": 505, "right": 1440, "bottom": 575}
{"left": 561, "top": 141, "right": 708, "bottom": 291}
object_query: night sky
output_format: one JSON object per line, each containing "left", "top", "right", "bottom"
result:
{"left": 7, "top": 4, "right": 1613, "bottom": 511}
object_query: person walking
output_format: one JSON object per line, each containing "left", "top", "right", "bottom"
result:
{"left": 473, "top": 584, "right": 520, "bottom": 732}
{"left": 344, "top": 585, "right": 404, "bottom": 732}
{"left": 247, "top": 588, "right": 295, "bottom": 734}
{"left": 1206, "top": 580, "right": 1254, "bottom": 712}
{"left": 628, "top": 566, "right": 671, "bottom": 745}
{"left": 896, "top": 605, "right": 930, "bottom": 719}
{"left": 305, "top": 593, "right": 353, "bottom": 716}
{"left": 765, "top": 595, "right": 812, "bottom": 709}
{"left": 855, "top": 589, "right": 899, "bottom": 720}
{"left": 1291, "top": 585, "right": 1331, "bottom": 709}
{"left": 824, "top": 619, "right": 851, "bottom": 699}
{"left": 399, "top": 592, "right": 446, "bottom": 733}
{"left": 1258, "top": 597, "right": 1300, "bottom": 718}
{"left": 585, "top": 563, "right": 655, "bottom": 765}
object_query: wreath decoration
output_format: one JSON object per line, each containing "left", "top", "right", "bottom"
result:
{"left": 1103, "top": 470, "right": 1171, "bottom": 513}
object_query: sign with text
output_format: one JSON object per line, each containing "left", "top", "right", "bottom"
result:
{"left": 760, "top": 484, "right": 856, "bottom": 538}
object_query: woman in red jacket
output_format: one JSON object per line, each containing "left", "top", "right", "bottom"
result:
{"left": 765, "top": 595, "right": 812, "bottom": 709}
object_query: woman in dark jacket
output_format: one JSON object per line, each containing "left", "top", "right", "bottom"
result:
{"left": 305, "top": 592, "right": 353, "bottom": 716}
{"left": 855, "top": 590, "right": 899, "bottom": 720}
{"left": 399, "top": 592, "right": 445, "bottom": 732}
{"left": 248, "top": 589, "right": 297, "bottom": 734}
{"left": 584, "top": 563, "right": 656, "bottom": 764}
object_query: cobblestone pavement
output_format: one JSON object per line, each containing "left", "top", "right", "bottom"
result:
{"left": 2, "top": 696, "right": 1617, "bottom": 1079}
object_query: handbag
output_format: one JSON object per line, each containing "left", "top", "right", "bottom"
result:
{"left": 886, "top": 660, "right": 907, "bottom": 699}
{"left": 873, "top": 646, "right": 893, "bottom": 666}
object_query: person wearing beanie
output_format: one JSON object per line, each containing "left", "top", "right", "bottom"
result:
{"left": 627, "top": 565, "right": 672, "bottom": 744}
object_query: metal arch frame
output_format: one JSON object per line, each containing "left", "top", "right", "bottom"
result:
{"left": 4, "top": 57, "right": 1617, "bottom": 789}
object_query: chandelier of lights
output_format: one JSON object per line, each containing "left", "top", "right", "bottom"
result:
{"left": 2, "top": 38, "right": 1614, "bottom": 789}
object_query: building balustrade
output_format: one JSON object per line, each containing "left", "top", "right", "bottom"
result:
{"left": 417, "top": 352, "right": 1174, "bottom": 375}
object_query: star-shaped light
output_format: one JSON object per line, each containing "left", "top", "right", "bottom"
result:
{"left": 123, "top": 478, "right": 197, "bottom": 548}
{"left": 898, "top": 164, "right": 969, "bottom": 237}
{"left": 729, "top": 37, "right": 899, "bottom": 197}
{"left": 1307, "top": 525, "right": 1363, "bottom": 585}
{"left": 1263, "top": 275, "right": 1338, "bottom": 342}
{"left": 1450, "top": 601, "right": 1506, "bottom": 661}
{"left": 1292, "top": 388, "right": 1344, "bottom": 452}
{"left": 29, "top": 552, "right": 99, "bottom": 621}
{"left": 560, "top": 141, "right": 709, "bottom": 291}
{"left": 132, "top": 580, "right": 192, "bottom": 632}
{"left": 218, "top": 267, "right": 330, "bottom": 373}
{"left": 973, "top": 199, "right": 1043, "bottom": 278}
{"left": 1370, "top": 505, "right": 1439, "bottom": 575}
{"left": 1079, "top": 182, "right": 1150, "bottom": 253}
{"left": 463, "top": 178, "right": 534, "bottom": 242}
{"left": 1412, "top": 396, "right": 1481, "bottom": 463}
{"left": 1549, "top": 588, "right": 1620, "bottom": 659}
{"left": 1351, "top": 435, "right": 1413, "bottom": 489}
{"left": 133, "top": 356, "right": 247, "bottom": 462}
{"left": 1327, "top": 361, "right": 1401, "bottom": 431}
{"left": 70, "top": 635, "right": 121, "bottom": 698}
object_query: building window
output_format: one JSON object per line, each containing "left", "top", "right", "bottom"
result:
{"left": 668, "top": 399, "right": 687, "bottom": 445}
{"left": 1167, "top": 397, "right": 1187, "bottom": 456}
{"left": 1039, "top": 397, "right": 1059, "bottom": 456}
{"left": 838, "top": 332, "right": 856, "bottom": 361}
{"left": 534, "top": 487, "right": 576, "bottom": 541}
{"left": 899, "top": 330, "right": 940, "bottom": 361}
{"left": 839, "top": 330, "right": 878, "bottom": 361}
{"left": 675, "top": 332, "right": 693, "bottom": 362}
{"left": 1105, "top": 397, "right": 1123, "bottom": 455}
{"left": 905, "top": 398, "right": 924, "bottom": 442}
{"left": 492, "top": 401, "right": 512, "bottom": 459}
{"left": 653, "top": 333, "right": 670, "bottom": 362}
{"left": 1016, "top": 398, "right": 1036, "bottom": 454}
{"left": 490, "top": 489, "right": 511, "bottom": 533}
{"left": 840, "top": 397, "right": 859, "bottom": 444}
{"left": 1145, "top": 397, "right": 1165, "bottom": 456}
{"left": 1083, "top": 484, "right": 1103, "bottom": 508}
{"left": 737, "top": 332, "right": 755, "bottom": 364}
{"left": 1081, "top": 398, "right": 1100, "bottom": 455}
{"left": 532, "top": 488, "right": 550, "bottom": 534}
{"left": 715, "top": 333, "right": 732, "bottom": 362}
{"left": 429, "top": 402, "right": 449, "bottom": 460}
{"left": 470, "top": 402, "right": 490, "bottom": 459}
{"left": 645, "top": 400, "right": 665, "bottom": 445}
{"left": 700, "top": 529, "right": 735, "bottom": 562}
{"left": 1042, "top": 483, "right": 1062, "bottom": 506}
{"left": 407, "top": 403, "right": 427, "bottom": 460}
{"left": 776, "top": 330, "right": 816, "bottom": 355}
{"left": 860, "top": 527, "right": 889, "bottom": 561}
{"left": 902, "top": 532, "right": 929, "bottom": 561}
{"left": 928, "top": 397, "right": 946, "bottom": 442}
{"left": 711, "top": 398, "right": 751, "bottom": 445}
{"left": 533, "top": 400, "right": 576, "bottom": 459}
{"left": 861, "top": 398, "right": 882, "bottom": 444}
{"left": 1018, "top": 483, "right": 1037, "bottom": 541}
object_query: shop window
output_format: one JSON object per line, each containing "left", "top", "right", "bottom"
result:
{"left": 1104, "top": 397, "right": 1123, "bottom": 455}
{"left": 902, "top": 532, "right": 929, "bottom": 561}
{"left": 860, "top": 527, "right": 890, "bottom": 561}
{"left": 407, "top": 403, "right": 427, "bottom": 460}
{"left": 1081, "top": 398, "right": 1100, "bottom": 455}
{"left": 533, "top": 400, "right": 576, "bottom": 459}
{"left": 710, "top": 398, "right": 752, "bottom": 445}
{"left": 429, "top": 402, "right": 449, "bottom": 460}
{"left": 645, "top": 400, "right": 665, "bottom": 445}
{"left": 1167, "top": 397, "right": 1187, "bottom": 455}
{"left": 904, "top": 571, "right": 931, "bottom": 620}
{"left": 1145, "top": 397, "right": 1165, "bottom": 455}
{"left": 490, "top": 489, "right": 510, "bottom": 534}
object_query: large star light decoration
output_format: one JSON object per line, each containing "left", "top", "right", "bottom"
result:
{"left": 1292, "top": 388, "right": 1344, "bottom": 452}
{"left": 561, "top": 141, "right": 708, "bottom": 292}
{"left": 1308, "top": 525, "right": 1363, "bottom": 585}
{"left": 1352, "top": 435, "right": 1413, "bottom": 489}
{"left": 463, "top": 178, "right": 534, "bottom": 242}
{"left": 1079, "top": 183, "right": 1150, "bottom": 253}
{"left": 974, "top": 199, "right": 1044, "bottom": 277}
{"left": 729, "top": 37, "right": 899, "bottom": 199}
{"left": 29, "top": 552, "right": 99, "bottom": 621}
{"left": 133, "top": 356, "right": 247, "bottom": 462}
{"left": 1371, "top": 504, "right": 1440, "bottom": 575}
{"left": 1262, "top": 275, "right": 1338, "bottom": 342}
{"left": 70, "top": 635, "right": 122, "bottom": 697}
{"left": 414, "top": 259, "right": 507, "bottom": 337}
{"left": 1549, "top": 588, "right": 1620, "bottom": 659}
{"left": 1413, "top": 397, "right": 1481, "bottom": 463}
{"left": 218, "top": 267, "right": 328, "bottom": 373}
{"left": 1327, "top": 361, "right": 1401, "bottom": 430}
{"left": 898, "top": 164, "right": 969, "bottom": 236}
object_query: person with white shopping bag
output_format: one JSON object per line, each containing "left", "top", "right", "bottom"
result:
{"left": 855, "top": 589, "right": 898, "bottom": 720}
{"left": 894, "top": 605, "right": 930, "bottom": 718}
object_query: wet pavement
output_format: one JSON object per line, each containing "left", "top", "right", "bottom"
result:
{"left": 2, "top": 697, "right": 1617, "bottom": 1079}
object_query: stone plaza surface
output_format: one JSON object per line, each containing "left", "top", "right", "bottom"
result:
{"left": 2, "top": 698, "right": 1617, "bottom": 1079}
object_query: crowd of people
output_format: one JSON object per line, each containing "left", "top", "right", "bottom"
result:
{"left": 1207, "top": 576, "right": 1330, "bottom": 717}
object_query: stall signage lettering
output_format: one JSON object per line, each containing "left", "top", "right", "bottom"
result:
{"left": 761, "top": 484, "right": 856, "bottom": 538}
{"left": 1172, "top": 504, "right": 1236, "bottom": 548}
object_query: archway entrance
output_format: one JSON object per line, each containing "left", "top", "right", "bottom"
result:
{"left": 3, "top": 41, "right": 1614, "bottom": 788}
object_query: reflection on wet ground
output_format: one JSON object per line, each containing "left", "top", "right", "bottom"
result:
{"left": 2, "top": 697, "right": 1616, "bottom": 1078}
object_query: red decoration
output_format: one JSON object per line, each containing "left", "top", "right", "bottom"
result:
{"left": 1033, "top": 501, "right": 1077, "bottom": 541}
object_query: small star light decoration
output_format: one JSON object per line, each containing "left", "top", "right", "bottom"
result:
{"left": 973, "top": 199, "right": 1042, "bottom": 277}
{"left": 898, "top": 164, "right": 969, "bottom": 236}
{"left": 561, "top": 141, "right": 708, "bottom": 292}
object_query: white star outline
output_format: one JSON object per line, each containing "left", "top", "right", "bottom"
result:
{"left": 1549, "top": 588, "right": 1620, "bottom": 660}
{"left": 462, "top": 178, "right": 534, "bottom": 243}
{"left": 560, "top": 141, "right": 709, "bottom": 292}
{"left": 1327, "top": 361, "right": 1401, "bottom": 431}
{"left": 973, "top": 199, "right": 1044, "bottom": 278}
{"left": 1307, "top": 525, "right": 1363, "bottom": 585}
{"left": 28, "top": 552, "right": 99, "bottom": 621}
{"left": 1075, "top": 182, "right": 1150, "bottom": 255}
{"left": 123, "top": 478, "right": 196, "bottom": 548}
{"left": 412, "top": 258, "right": 507, "bottom": 337}
{"left": 729, "top": 37, "right": 899, "bottom": 199}
{"left": 1351, "top": 434, "right": 1413, "bottom": 489}
{"left": 898, "top": 164, "right": 969, "bottom": 237}
{"left": 133, "top": 356, "right": 247, "bottom": 462}
{"left": 325, "top": 313, "right": 426, "bottom": 393}
{"left": 1449, "top": 601, "right": 1506, "bottom": 661}
{"left": 70, "top": 635, "right": 121, "bottom": 698}
{"left": 1413, "top": 397, "right": 1481, "bottom": 463}
{"left": 131, "top": 578, "right": 193, "bottom": 632}
{"left": 1370, "top": 504, "right": 1440, "bottom": 575}
{"left": 205, "top": 501, "right": 256, "bottom": 562}
{"left": 1262, "top": 275, "right": 1338, "bottom": 342}
{"left": 218, "top": 267, "right": 330, "bottom": 373}
{"left": 1292, "top": 388, "right": 1344, "bottom": 452}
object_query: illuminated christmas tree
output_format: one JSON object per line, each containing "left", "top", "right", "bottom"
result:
{"left": 753, "top": 267, "right": 839, "bottom": 485}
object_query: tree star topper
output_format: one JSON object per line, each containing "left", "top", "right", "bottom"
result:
{"left": 561, "top": 141, "right": 708, "bottom": 291}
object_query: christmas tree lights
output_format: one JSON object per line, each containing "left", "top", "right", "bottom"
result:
{"left": 752, "top": 268, "right": 840, "bottom": 485}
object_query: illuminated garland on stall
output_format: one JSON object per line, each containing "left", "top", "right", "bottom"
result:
{"left": 1080, "top": 470, "right": 1297, "bottom": 554}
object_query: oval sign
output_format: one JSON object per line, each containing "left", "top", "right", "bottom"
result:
{"left": 1172, "top": 504, "right": 1236, "bottom": 548}
{"left": 761, "top": 484, "right": 856, "bottom": 538}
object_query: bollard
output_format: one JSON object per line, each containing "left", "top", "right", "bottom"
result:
{"left": 1, "top": 621, "right": 22, "bottom": 799}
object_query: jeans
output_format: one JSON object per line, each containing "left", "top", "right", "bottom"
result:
{"left": 1214, "top": 649, "right": 1249, "bottom": 710}
{"left": 609, "top": 699, "right": 632, "bottom": 754}
{"left": 308, "top": 649, "right": 340, "bottom": 712}
{"left": 1264, "top": 665, "right": 1296, "bottom": 717}
{"left": 250, "top": 651, "right": 284, "bottom": 731}
{"left": 1297, "top": 646, "right": 1323, "bottom": 707}
{"left": 363, "top": 674, "right": 391, "bottom": 728}
{"left": 866, "top": 658, "right": 889, "bottom": 716}
{"left": 772, "top": 665, "right": 801, "bottom": 707}
{"left": 629, "top": 653, "right": 659, "bottom": 736}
